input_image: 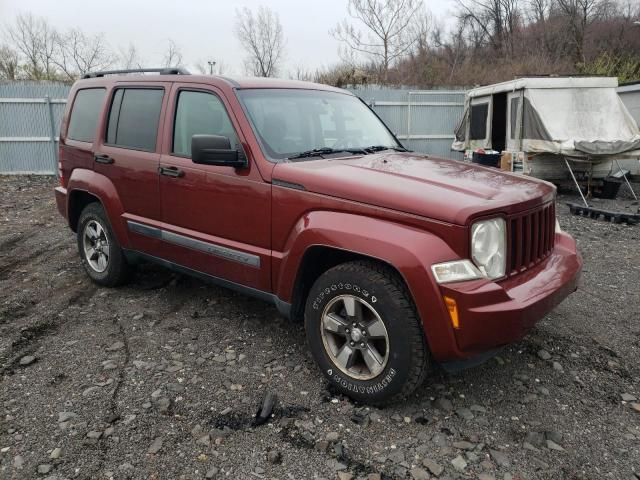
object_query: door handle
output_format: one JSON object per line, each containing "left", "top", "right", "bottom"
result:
{"left": 94, "top": 154, "right": 114, "bottom": 164}
{"left": 158, "top": 166, "right": 184, "bottom": 178}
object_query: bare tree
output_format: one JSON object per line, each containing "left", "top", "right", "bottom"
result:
{"left": 411, "top": 9, "right": 433, "bottom": 53}
{"left": 4, "top": 13, "right": 58, "bottom": 80}
{"left": 118, "top": 43, "right": 143, "bottom": 69}
{"left": 288, "top": 63, "right": 314, "bottom": 81}
{"left": 0, "top": 44, "right": 20, "bottom": 79}
{"left": 555, "top": 0, "right": 604, "bottom": 64}
{"left": 235, "top": 6, "right": 285, "bottom": 77}
{"left": 331, "top": 0, "right": 425, "bottom": 82}
{"left": 455, "top": 0, "right": 521, "bottom": 57}
{"left": 52, "top": 29, "right": 114, "bottom": 79}
{"left": 162, "top": 39, "right": 183, "bottom": 67}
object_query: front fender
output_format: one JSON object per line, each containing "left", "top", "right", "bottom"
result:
{"left": 274, "top": 211, "right": 465, "bottom": 360}
{"left": 66, "top": 168, "right": 131, "bottom": 248}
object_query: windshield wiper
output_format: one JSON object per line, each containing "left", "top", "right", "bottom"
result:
{"left": 363, "top": 145, "right": 410, "bottom": 153}
{"left": 287, "top": 147, "right": 366, "bottom": 160}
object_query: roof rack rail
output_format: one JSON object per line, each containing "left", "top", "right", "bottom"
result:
{"left": 82, "top": 67, "right": 190, "bottom": 79}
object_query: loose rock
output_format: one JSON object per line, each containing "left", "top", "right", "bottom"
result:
{"left": 410, "top": 467, "right": 430, "bottom": 480}
{"left": 57, "top": 412, "right": 77, "bottom": 423}
{"left": 49, "top": 448, "right": 62, "bottom": 459}
{"left": 537, "top": 350, "right": 552, "bottom": 360}
{"left": 267, "top": 450, "right": 282, "bottom": 464}
{"left": 205, "top": 466, "right": 219, "bottom": 478}
{"left": 490, "top": 449, "right": 510, "bottom": 467}
{"left": 434, "top": 397, "right": 454, "bottom": 412}
{"left": 546, "top": 440, "right": 565, "bottom": 451}
{"left": 148, "top": 437, "right": 163, "bottom": 454}
{"left": 106, "top": 341, "right": 124, "bottom": 351}
{"left": 423, "top": 458, "right": 444, "bottom": 476}
{"left": 19, "top": 355, "right": 36, "bottom": 366}
{"left": 451, "top": 455, "right": 467, "bottom": 471}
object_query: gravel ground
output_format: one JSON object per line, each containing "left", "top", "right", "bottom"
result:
{"left": 0, "top": 175, "right": 639, "bottom": 480}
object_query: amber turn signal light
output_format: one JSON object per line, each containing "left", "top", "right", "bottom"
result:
{"left": 444, "top": 296, "right": 460, "bottom": 329}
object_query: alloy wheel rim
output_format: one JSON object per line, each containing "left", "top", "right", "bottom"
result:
{"left": 320, "top": 294, "right": 389, "bottom": 381}
{"left": 83, "top": 220, "right": 110, "bottom": 273}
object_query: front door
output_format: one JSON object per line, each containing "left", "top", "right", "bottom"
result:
{"left": 157, "top": 84, "right": 271, "bottom": 292}
{"left": 94, "top": 83, "right": 170, "bottom": 254}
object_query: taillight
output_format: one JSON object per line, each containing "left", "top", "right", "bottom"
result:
{"left": 58, "top": 160, "right": 64, "bottom": 185}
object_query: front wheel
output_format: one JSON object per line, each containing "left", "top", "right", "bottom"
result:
{"left": 304, "top": 260, "right": 429, "bottom": 405}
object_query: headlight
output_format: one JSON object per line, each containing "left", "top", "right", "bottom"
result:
{"left": 555, "top": 217, "right": 561, "bottom": 233}
{"left": 431, "top": 260, "right": 483, "bottom": 284}
{"left": 471, "top": 218, "right": 506, "bottom": 279}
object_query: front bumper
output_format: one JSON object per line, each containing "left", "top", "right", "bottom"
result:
{"left": 439, "top": 232, "right": 582, "bottom": 357}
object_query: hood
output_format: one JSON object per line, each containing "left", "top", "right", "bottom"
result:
{"left": 272, "top": 152, "right": 555, "bottom": 225}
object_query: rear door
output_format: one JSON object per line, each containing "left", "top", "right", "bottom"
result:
{"left": 94, "top": 83, "right": 170, "bottom": 253}
{"left": 157, "top": 83, "right": 272, "bottom": 292}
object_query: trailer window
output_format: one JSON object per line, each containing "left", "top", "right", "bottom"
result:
{"left": 469, "top": 103, "right": 488, "bottom": 140}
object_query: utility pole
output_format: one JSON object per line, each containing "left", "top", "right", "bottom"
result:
{"left": 207, "top": 61, "right": 217, "bottom": 75}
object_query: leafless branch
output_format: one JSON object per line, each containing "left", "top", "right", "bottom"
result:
{"left": 330, "top": 0, "right": 426, "bottom": 82}
{"left": 235, "top": 6, "right": 285, "bottom": 77}
{"left": 162, "top": 39, "right": 183, "bottom": 68}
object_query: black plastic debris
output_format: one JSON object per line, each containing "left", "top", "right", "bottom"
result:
{"left": 567, "top": 202, "right": 639, "bottom": 225}
{"left": 254, "top": 392, "right": 277, "bottom": 426}
{"left": 350, "top": 407, "right": 370, "bottom": 426}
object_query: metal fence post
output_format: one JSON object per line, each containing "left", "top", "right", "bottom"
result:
{"left": 407, "top": 92, "right": 412, "bottom": 144}
{"left": 45, "top": 95, "right": 58, "bottom": 176}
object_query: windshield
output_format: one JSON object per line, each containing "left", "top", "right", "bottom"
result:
{"left": 237, "top": 89, "right": 401, "bottom": 161}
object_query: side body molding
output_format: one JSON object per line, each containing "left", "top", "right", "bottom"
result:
{"left": 65, "top": 168, "right": 131, "bottom": 248}
{"left": 273, "top": 211, "right": 465, "bottom": 361}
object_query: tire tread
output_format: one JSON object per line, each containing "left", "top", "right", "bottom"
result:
{"left": 321, "top": 260, "right": 429, "bottom": 405}
{"left": 77, "top": 202, "right": 129, "bottom": 287}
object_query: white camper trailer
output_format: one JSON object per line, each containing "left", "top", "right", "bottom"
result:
{"left": 452, "top": 77, "right": 640, "bottom": 187}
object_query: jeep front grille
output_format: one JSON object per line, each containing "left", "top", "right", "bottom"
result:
{"left": 507, "top": 203, "right": 556, "bottom": 276}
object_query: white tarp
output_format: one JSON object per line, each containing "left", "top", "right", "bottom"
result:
{"left": 523, "top": 87, "right": 640, "bottom": 156}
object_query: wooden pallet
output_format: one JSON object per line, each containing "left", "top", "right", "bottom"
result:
{"left": 567, "top": 202, "right": 640, "bottom": 225}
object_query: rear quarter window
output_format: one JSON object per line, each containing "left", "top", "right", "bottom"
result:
{"left": 67, "top": 88, "right": 106, "bottom": 143}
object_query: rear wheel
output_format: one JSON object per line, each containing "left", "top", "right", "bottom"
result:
{"left": 305, "top": 260, "right": 429, "bottom": 405}
{"left": 77, "top": 202, "right": 129, "bottom": 287}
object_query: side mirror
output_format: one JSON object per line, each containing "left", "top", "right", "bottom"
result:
{"left": 191, "top": 134, "right": 247, "bottom": 168}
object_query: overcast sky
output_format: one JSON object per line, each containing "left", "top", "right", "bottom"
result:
{"left": 1, "top": 0, "right": 455, "bottom": 76}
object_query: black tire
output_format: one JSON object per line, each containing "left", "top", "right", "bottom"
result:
{"left": 304, "top": 260, "right": 429, "bottom": 405}
{"left": 76, "top": 202, "right": 129, "bottom": 287}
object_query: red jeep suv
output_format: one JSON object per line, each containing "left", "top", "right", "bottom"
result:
{"left": 54, "top": 68, "right": 582, "bottom": 404}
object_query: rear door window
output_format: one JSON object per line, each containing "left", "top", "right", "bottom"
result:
{"left": 67, "top": 88, "right": 106, "bottom": 143}
{"left": 107, "top": 88, "right": 164, "bottom": 151}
